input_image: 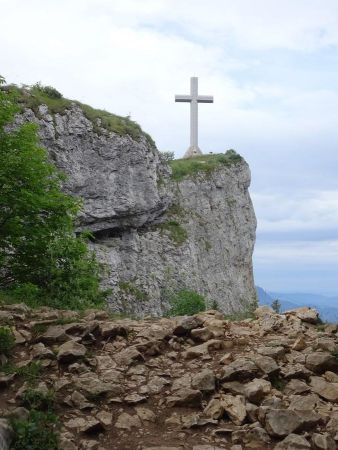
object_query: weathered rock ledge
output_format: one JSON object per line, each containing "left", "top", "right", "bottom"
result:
{"left": 1, "top": 304, "right": 338, "bottom": 449}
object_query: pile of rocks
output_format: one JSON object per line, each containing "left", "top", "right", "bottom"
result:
{"left": 1, "top": 303, "right": 338, "bottom": 449}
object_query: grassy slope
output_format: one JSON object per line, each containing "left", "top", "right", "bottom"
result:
{"left": 169, "top": 151, "right": 243, "bottom": 181}
{"left": 10, "top": 85, "right": 155, "bottom": 146}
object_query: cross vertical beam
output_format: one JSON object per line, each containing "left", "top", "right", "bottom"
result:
{"left": 175, "top": 77, "right": 214, "bottom": 158}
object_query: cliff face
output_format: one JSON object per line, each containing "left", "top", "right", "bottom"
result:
{"left": 18, "top": 102, "right": 256, "bottom": 316}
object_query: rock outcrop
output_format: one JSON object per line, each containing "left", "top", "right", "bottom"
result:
{"left": 16, "top": 101, "right": 256, "bottom": 316}
{"left": 1, "top": 304, "right": 338, "bottom": 449}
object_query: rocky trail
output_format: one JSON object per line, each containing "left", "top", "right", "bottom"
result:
{"left": 1, "top": 304, "right": 338, "bottom": 449}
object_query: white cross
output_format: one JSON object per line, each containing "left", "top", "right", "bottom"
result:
{"left": 175, "top": 77, "right": 214, "bottom": 158}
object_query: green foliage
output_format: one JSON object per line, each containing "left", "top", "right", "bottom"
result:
{"left": 22, "top": 388, "right": 55, "bottom": 411}
{"left": 168, "top": 289, "right": 206, "bottom": 316}
{"left": 160, "top": 220, "right": 188, "bottom": 245}
{"left": 331, "top": 347, "right": 338, "bottom": 360}
{"left": 33, "top": 83, "right": 62, "bottom": 99}
{"left": 169, "top": 151, "right": 243, "bottom": 181}
{"left": 10, "top": 410, "right": 59, "bottom": 450}
{"left": 3, "top": 361, "right": 42, "bottom": 383}
{"left": 160, "top": 151, "right": 175, "bottom": 162}
{"left": 119, "top": 281, "right": 148, "bottom": 301}
{"left": 0, "top": 77, "right": 106, "bottom": 310}
{"left": 9, "top": 83, "right": 155, "bottom": 146}
{"left": 0, "top": 326, "right": 15, "bottom": 355}
{"left": 271, "top": 299, "right": 281, "bottom": 314}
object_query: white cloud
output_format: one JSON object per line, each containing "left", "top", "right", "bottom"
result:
{"left": 252, "top": 190, "right": 338, "bottom": 232}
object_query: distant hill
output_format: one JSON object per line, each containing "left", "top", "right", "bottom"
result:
{"left": 256, "top": 286, "right": 338, "bottom": 323}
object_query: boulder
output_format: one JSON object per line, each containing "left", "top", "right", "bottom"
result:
{"left": 166, "top": 388, "right": 202, "bottom": 407}
{"left": 173, "top": 316, "right": 203, "bottom": 336}
{"left": 243, "top": 378, "right": 271, "bottom": 404}
{"left": 284, "top": 307, "right": 319, "bottom": 324}
{"left": 312, "top": 433, "right": 336, "bottom": 450}
{"left": 264, "top": 409, "right": 302, "bottom": 437}
{"left": 191, "top": 369, "right": 215, "bottom": 392}
{"left": 220, "top": 358, "right": 260, "bottom": 381}
{"left": 305, "top": 352, "right": 338, "bottom": 374}
{"left": 274, "top": 434, "right": 311, "bottom": 450}
{"left": 57, "top": 341, "right": 87, "bottom": 363}
{"left": 115, "top": 412, "right": 141, "bottom": 430}
{"left": 221, "top": 394, "right": 246, "bottom": 425}
{"left": 98, "top": 322, "right": 129, "bottom": 339}
{"left": 309, "top": 376, "right": 338, "bottom": 402}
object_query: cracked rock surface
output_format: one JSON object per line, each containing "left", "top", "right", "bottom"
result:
{"left": 1, "top": 304, "right": 338, "bottom": 449}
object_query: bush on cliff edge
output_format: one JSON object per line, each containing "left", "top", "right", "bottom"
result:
{"left": 0, "top": 77, "right": 106, "bottom": 309}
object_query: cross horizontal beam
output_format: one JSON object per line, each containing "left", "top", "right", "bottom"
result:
{"left": 175, "top": 95, "right": 214, "bottom": 103}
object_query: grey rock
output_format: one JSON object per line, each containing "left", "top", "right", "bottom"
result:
{"left": 312, "top": 433, "right": 336, "bottom": 450}
{"left": 191, "top": 368, "right": 215, "bottom": 392}
{"left": 264, "top": 409, "right": 302, "bottom": 437}
{"left": 20, "top": 104, "right": 256, "bottom": 316}
{"left": 173, "top": 316, "right": 203, "bottom": 336}
{"left": 220, "top": 358, "right": 260, "bottom": 381}
{"left": 274, "top": 434, "right": 311, "bottom": 450}
{"left": 57, "top": 340, "right": 87, "bottom": 363}
{"left": 305, "top": 352, "right": 338, "bottom": 374}
{"left": 166, "top": 388, "right": 202, "bottom": 407}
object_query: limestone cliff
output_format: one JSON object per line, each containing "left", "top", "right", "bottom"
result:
{"left": 17, "top": 100, "right": 256, "bottom": 316}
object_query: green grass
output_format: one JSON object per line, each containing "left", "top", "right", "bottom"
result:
{"left": 2, "top": 361, "right": 42, "bottom": 383}
{"left": 118, "top": 281, "right": 148, "bottom": 301}
{"left": 160, "top": 220, "right": 188, "bottom": 245}
{"left": 169, "top": 151, "right": 243, "bottom": 181}
{"left": 8, "top": 83, "right": 155, "bottom": 146}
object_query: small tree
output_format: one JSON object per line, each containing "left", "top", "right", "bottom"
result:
{"left": 271, "top": 299, "right": 281, "bottom": 314}
{"left": 0, "top": 77, "right": 105, "bottom": 309}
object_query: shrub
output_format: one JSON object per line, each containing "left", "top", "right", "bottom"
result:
{"left": 10, "top": 410, "right": 59, "bottom": 450}
{"left": 22, "top": 388, "right": 55, "bottom": 411}
{"left": 0, "top": 326, "right": 15, "bottom": 356}
{"left": 0, "top": 77, "right": 106, "bottom": 310}
{"left": 169, "top": 289, "right": 206, "bottom": 316}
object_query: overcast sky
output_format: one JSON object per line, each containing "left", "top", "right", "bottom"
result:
{"left": 1, "top": 0, "right": 338, "bottom": 295}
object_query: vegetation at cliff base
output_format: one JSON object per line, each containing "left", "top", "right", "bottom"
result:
{"left": 168, "top": 289, "right": 206, "bottom": 316}
{"left": 0, "top": 77, "right": 106, "bottom": 310}
{"left": 169, "top": 150, "right": 243, "bottom": 181}
{"left": 6, "top": 82, "right": 155, "bottom": 146}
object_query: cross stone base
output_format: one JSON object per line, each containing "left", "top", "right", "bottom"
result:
{"left": 183, "top": 145, "right": 203, "bottom": 159}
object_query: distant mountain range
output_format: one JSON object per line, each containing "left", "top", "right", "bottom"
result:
{"left": 256, "top": 286, "right": 338, "bottom": 323}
